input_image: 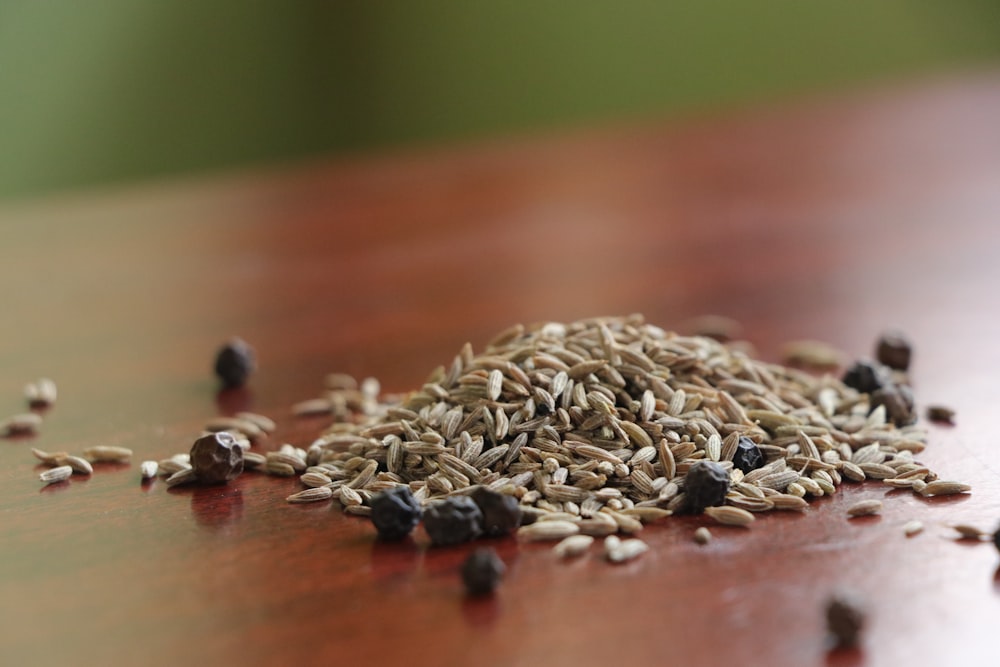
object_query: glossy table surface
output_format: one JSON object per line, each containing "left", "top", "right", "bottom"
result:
{"left": 3, "top": 72, "right": 1000, "bottom": 667}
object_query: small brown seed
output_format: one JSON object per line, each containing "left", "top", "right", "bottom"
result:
{"left": 693, "top": 527, "right": 712, "bottom": 545}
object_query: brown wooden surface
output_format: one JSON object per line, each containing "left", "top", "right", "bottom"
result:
{"left": 3, "top": 72, "right": 1000, "bottom": 667}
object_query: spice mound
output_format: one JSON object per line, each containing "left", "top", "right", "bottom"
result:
{"left": 303, "top": 315, "right": 955, "bottom": 533}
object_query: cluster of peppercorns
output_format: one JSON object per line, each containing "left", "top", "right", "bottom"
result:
{"left": 369, "top": 485, "right": 520, "bottom": 594}
{"left": 841, "top": 330, "right": 915, "bottom": 426}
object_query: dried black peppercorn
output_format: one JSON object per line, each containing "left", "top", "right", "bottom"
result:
{"left": 369, "top": 486, "right": 422, "bottom": 541}
{"left": 841, "top": 359, "right": 890, "bottom": 395}
{"left": 189, "top": 432, "right": 244, "bottom": 484}
{"left": 461, "top": 547, "right": 505, "bottom": 596}
{"left": 469, "top": 486, "right": 522, "bottom": 537}
{"left": 682, "top": 460, "right": 730, "bottom": 514}
{"left": 825, "top": 590, "right": 867, "bottom": 649}
{"left": 214, "top": 337, "right": 256, "bottom": 388}
{"left": 876, "top": 330, "right": 912, "bottom": 371}
{"left": 423, "top": 496, "right": 483, "bottom": 546}
{"left": 732, "top": 436, "right": 764, "bottom": 474}
{"left": 870, "top": 383, "right": 916, "bottom": 426}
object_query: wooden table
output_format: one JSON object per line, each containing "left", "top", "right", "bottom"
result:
{"left": 3, "top": 72, "right": 1000, "bottom": 667}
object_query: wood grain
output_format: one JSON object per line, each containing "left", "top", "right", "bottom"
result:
{"left": 3, "top": 73, "right": 1000, "bottom": 667}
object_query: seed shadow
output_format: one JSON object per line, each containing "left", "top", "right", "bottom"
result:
{"left": 188, "top": 485, "right": 244, "bottom": 529}
{"left": 38, "top": 480, "right": 72, "bottom": 494}
{"left": 912, "top": 494, "right": 972, "bottom": 507}
{"left": 215, "top": 386, "right": 254, "bottom": 415}
{"left": 369, "top": 538, "right": 424, "bottom": 581}
{"left": 461, "top": 593, "right": 502, "bottom": 628}
{"left": 824, "top": 645, "right": 866, "bottom": 666}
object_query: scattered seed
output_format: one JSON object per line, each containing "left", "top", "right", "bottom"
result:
{"left": 925, "top": 405, "right": 955, "bottom": 424}
{"left": 82, "top": 446, "right": 133, "bottom": 463}
{"left": 605, "top": 536, "right": 648, "bottom": 563}
{"left": 165, "top": 468, "right": 198, "bottom": 487}
{"left": 462, "top": 548, "right": 506, "bottom": 595}
{"left": 553, "top": 534, "right": 595, "bottom": 558}
{"left": 693, "top": 527, "right": 712, "bottom": 545}
{"left": 140, "top": 461, "right": 159, "bottom": 479}
{"left": 62, "top": 455, "right": 93, "bottom": 475}
{"left": 846, "top": 499, "right": 882, "bottom": 517}
{"left": 919, "top": 481, "right": 971, "bottom": 497}
{"left": 951, "top": 524, "right": 985, "bottom": 540}
{"left": 902, "top": 520, "right": 923, "bottom": 537}
{"left": 876, "top": 330, "right": 911, "bottom": 371}
{"left": 704, "top": 506, "right": 755, "bottom": 527}
{"left": 24, "top": 378, "right": 57, "bottom": 408}
{"left": 287, "top": 487, "right": 334, "bottom": 503}
{"left": 39, "top": 465, "right": 72, "bottom": 485}
{"left": 3, "top": 412, "right": 42, "bottom": 436}
{"left": 517, "top": 520, "right": 580, "bottom": 542}
{"left": 825, "top": 590, "right": 867, "bottom": 649}
{"left": 214, "top": 337, "right": 256, "bottom": 388}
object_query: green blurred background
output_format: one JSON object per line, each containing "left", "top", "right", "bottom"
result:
{"left": 2, "top": 1, "right": 1000, "bottom": 201}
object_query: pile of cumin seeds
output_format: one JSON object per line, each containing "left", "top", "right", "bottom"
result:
{"left": 297, "top": 315, "right": 962, "bottom": 531}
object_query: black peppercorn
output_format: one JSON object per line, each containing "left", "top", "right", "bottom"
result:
{"left": 190, "top": 432, "right": 244, "bottom": 484}
{"left": 841, "top": 359, "right": 890, "bottom": 395}
{"left": 469, "top": 486, "right": 522, "bottom": 537}
{"left": 423, "top": 496, "right": 483, "bottom": 546}
{"left": 214, "top": 337, "right": 256, "bottom": 388}
{"left": 682, "top": 460, "right": 730, "bottom": 514}
{"left": 732, "top": 436, "right": 764, "bottom": 474}
{"left": 876, "top": 330, "right": 912, "bottom": 371}
{"left": 870, "top": 383, "right": 916, "bottom": 426}
{"left": 369, "top": 486, "right": 422, "bottom": 541}
{"left": 825, "top": 590, "right": 866, "bottom": 649}
{"left": 461, "top": 547, "right": 505, "bottom": 596}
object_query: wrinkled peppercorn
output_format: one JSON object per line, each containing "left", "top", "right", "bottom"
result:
{"left": 423, "top": 496, "right": 483, "bottom": 546}
{"left": 190, "top": 432, "right": 244, "bottom": 484}
{"left": 682, "top": 460, "right": 730, "bottom": 514}
{"left": 876, "top": 331, "right": 912, "bottom": 371}
{"left": 461, "top": 547, "right": 505, "bottom": 596}
{"left": 825, "top": 590, "right": 867, "bottom": 649}
{"left": 870, "top": 383, "right": 916, "bottom": 426}
{"left": 732, "top": 436, "right": 764, "bottom": 474}
{"left": 469, "top": 486, "right": 522, "bottom": 537}
{"left": 214, "top": 338, "right": 256, "bottom": 388}
{"left": 370, "top": 486, "right": 422, "bottom": 541}
{"left": 841, "top": 359, "right": 890, "bottom": 395}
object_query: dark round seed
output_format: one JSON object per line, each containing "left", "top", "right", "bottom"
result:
{"left": 732, "top": 436, "right": 764, "bottom": 474}
{"left": 876, "top": 331, "right": 912, "bottom": 371}
{"left": 469, "top": 486, "right": 522, "bottom": 537}
{"left": 461, "top": 547, "right": 505, "bottom": 596}
{"left": 423, "top": 496, "right": 483, "bottom": 546}
{"left": 369, "top": 486, "right": 422, "bottom": 541}
{"left": 825, "top": 590, "right": 866, "bottom": 649}
{"left": 189, "top": 432, "right": 244, "bottom": 484}
{"left": 841, "top": 359, "right": 890, "bottom": 395}
{"left": 214, "top": 338, "right": 256, "bottom": 388}
{"left": 870, "top": 383, "right": 916, "bottom": 426}
{"left": 682, "top": 460, "right": 730, "bottom": 514}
